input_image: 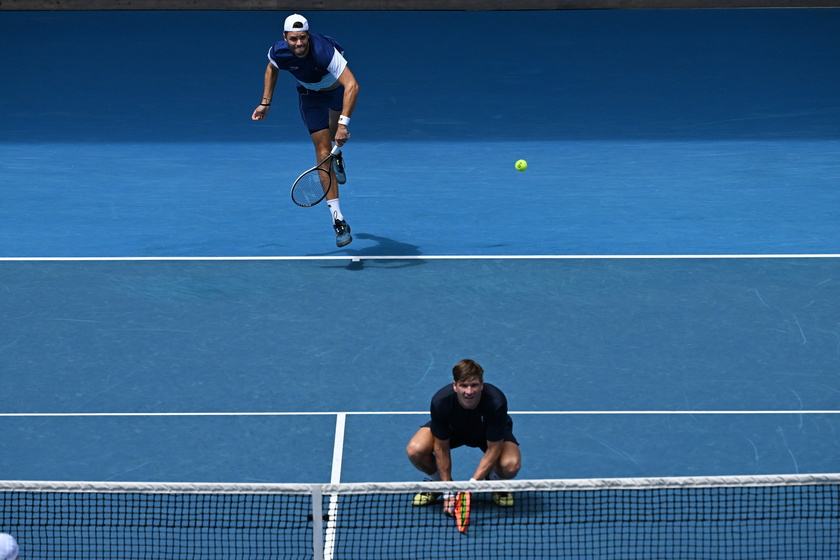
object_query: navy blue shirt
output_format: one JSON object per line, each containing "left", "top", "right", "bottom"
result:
{"left": 268, "top": 33, "right": 346, "bottom": 90}
{"left": 429, "top": 383, "right": 512, "bottom": 447}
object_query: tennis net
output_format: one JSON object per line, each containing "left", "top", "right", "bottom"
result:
{"left": 1, "top": 474, "right": 838, "bottom": 559}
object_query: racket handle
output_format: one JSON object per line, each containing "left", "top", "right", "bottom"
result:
{"left": 330, "top": 144, "right": 342, "bottom": 156}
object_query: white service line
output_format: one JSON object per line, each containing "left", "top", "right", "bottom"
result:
{"left": 1, "top": 254, "right": 839, "bottom": 262}
{"left": 1, "top": 410, "right": 837, "bottom": 418}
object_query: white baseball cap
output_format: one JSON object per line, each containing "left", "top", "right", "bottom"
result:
{"left": 284, "top": 14, "right": 309, "bottom": 32}
{"left": 0, "top": 533, "right": 19, "bottom": 560}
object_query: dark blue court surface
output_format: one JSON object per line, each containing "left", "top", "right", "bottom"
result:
{"left": 1, "top": 9, "right": 839, "bottom": 257}
{"left": 1, "top": 9, "right": 839, "bottom": 485}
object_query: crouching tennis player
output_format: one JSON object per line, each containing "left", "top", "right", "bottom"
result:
{"left": 406, "top": 359, "right": 522, "bottom": 515}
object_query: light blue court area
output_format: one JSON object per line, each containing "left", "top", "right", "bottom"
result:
{"left": 1, "top": 9, "right": 839, "bottom": 257}
{"left": 1, "top": 257, "right": 839, "bottom": 483}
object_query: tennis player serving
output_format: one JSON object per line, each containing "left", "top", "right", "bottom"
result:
{"left": 406, "top": 359, "right": 522, "bottom": 514}
{"left": 252, "top": 13, "right": 359, "bottom": 247}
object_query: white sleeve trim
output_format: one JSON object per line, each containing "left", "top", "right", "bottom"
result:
{"left": 267, "top": 47, "right": 279, "bottom": 68}
{"left": 328, "top": 48, "right": 348, "bottom": 81}
{"left": 296, "top": 48, "right": 347, "bottom": 90}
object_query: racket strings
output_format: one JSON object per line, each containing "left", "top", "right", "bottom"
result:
{"left": 292, "top": 167, "right": 332, "bottom": 206}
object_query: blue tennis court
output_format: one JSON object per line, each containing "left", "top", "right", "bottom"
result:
{"left": 1, "top": 7, "right": 839, "bottom": 492}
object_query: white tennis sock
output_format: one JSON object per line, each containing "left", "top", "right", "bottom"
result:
{"left": 428, "top": 471, "right": 441, "bottom": 482}
{"left": 327, "top": 199, "right": 344, "bottom": 222}
{"left": 487, "top": 470, "right": 501, "bottom": 481}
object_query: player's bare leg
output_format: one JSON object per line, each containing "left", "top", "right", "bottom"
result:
{"left": 491, "top": 441, "right": 521, "bottom": 508}
{"left": 494, "top": 441, "right": 521, "bottom": 480}
{"left": 407, "top": 427, "right": 443, "bottom": 507}
{"left": 406, "top": 427, "right": 438, "bottom": 476}
{"left": 311, "top": 127, "right": 351, "bottom": 246}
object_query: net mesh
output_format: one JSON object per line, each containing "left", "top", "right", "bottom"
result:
{"left": 1, "top": 475, "right": 838, "bottom": 559}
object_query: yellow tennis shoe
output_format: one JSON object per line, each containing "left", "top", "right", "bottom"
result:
{"left": 412, "top": 491, "right": 442, "bottom": 506}
{"left": 492, "top": 491, "right": 514, "bottom": 507}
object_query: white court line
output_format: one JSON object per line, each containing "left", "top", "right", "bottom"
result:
{"left": 322, "top": 413, "right": 346, "bottom": 560}
{"left": 1, "top": 254, "right": 839, "bottom": 262}
{"left": 1, "top": 410, "right": 838, "bottom": 417}
{"left": 330, "top": 413, "right": 346, "bottom": 484}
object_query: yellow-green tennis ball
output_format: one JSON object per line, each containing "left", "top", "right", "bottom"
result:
{"left": 515, "top": 159, "right": 528, "bottom": 172}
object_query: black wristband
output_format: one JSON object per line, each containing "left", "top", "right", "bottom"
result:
{"left": 260, "top": 103, "right": 271, "bottom": 107}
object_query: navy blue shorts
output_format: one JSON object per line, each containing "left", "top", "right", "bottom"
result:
{"left": 422, "top": 420, "right": 519, "bottom": 452}
{"left": 297, "top": 85, "right": 344, "bottom": 133}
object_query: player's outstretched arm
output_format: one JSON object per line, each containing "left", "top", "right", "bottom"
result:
{"left": 333, "top": 66, "right": 359, "bottom": 146}
{"left": 433, "top": 438, "right": 458, "bottom": 517}
{"left": 432, "top": 437, "right": 453, "bottom": 482}
{"left": 252, "top": 63, "right": 279, "bottom": 121}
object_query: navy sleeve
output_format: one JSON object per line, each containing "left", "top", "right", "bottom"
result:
{"left": 483, "top": 384, "right": 509, "bottom": 442}
{"left": 428, "top": 386, "right": 452, "bottom": 441}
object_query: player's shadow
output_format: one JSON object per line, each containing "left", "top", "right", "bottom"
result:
{"left": 319, "top": 233, "right": 425, "bottom": 270}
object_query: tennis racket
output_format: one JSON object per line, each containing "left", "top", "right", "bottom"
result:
{"left": 290, "top": 145, "right": 341, "bottom": 207}
{"left": 454, "top": 491, "right": 470, "bottom": 533}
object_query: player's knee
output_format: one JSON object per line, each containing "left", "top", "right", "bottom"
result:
{"left": 498, "top": 463, "right": 520, "bottom": 479}
{"left": 406, "top": 428, "right": 434, "bottom": 464}
{"left": 405, "top": 440, "right": 428, "bottom": 464}
{"left": 497, "top": 454, "right": 521, "bottom": 479}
